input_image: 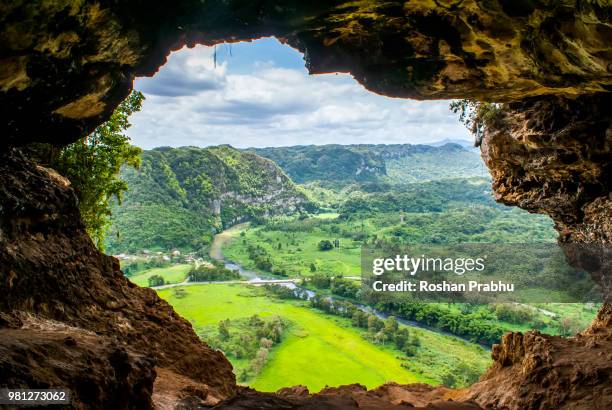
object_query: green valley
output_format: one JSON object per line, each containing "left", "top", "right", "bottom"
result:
{"left": 157, "top": 284, "right": 490, "bottom": 392}
{"left": 110, "top": 142, "right": 598, "bottom": 392}
{"left": 221, "top": 213, "right": 595, "bottom": 341}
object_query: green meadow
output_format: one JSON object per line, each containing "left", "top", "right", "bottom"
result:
{"left": 157, "top": 284, "right": 491, "bottom": 392}
{"left": 222, "top": 219, "right": 363, "bottom": 278}
{"left": 222, "top": 205, "right": 559, "bottom": 280}
{"left": 221, "top": 213, "right": 597, "bottom": 338}
{"left": 128, "top": 263, "right": 191, "bottom": 287}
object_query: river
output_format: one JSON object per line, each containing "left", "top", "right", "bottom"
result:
{"left": 210, "top": 228, "right": 489, "bottom": 348}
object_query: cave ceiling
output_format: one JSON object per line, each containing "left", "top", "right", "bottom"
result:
{"left": 1, "top": 0, "right": 611, "bottom": 147}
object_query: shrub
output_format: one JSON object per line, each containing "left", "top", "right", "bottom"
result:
{"left": 188, "top": 264, "right": 240, "bottom": 282}
{"left": 148, "top": 274, "right": 165, "bottom": 287}
{"left": 318, "top": 240, "right": 334, "bottom": 251}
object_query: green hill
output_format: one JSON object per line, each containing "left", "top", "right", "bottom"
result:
{"left": 106, "top": 145, "right": 313, "bottom": 253}
{"left": 247, "top": 145, "right": 385, "bottom": 184}
{"left": 248, "top": 143, "right": 487, "bottom": 187}
{"left": 107, "top": 143, "right": 490, "bottom": 253}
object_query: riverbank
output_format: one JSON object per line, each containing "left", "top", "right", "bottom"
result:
{"left": 209, "top": 222, "right": 248, "bottom": 261}
{"left": 206, "top": 225, "right": 492, "bottom": 348}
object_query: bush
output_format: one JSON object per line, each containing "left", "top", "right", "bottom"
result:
{"left": 494, "top": 304, "right": 535, "bottom": 324}
{"left": 318, "top": 240, "right": 334, "bottom": 251}
{"left": 148, "top": 274, "right": 165, "bottom": 287}
{"left": 311, "top": 273, "right": 331, "bottom": 289}
{"left": 331, "top": 277, "right": 360, "bottom": 298}
{"left": 173, "top": 288, "right": 187, "bottom": 298}
{"left": 188, "top": 264, "right": 240, "bottom": 282}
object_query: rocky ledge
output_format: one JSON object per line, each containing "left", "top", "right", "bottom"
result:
{"left": 0, "top": 149, "right": 235, "bottom": 408}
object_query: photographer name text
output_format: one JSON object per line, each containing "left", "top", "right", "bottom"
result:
{"left": 372, "top": 280, "right": 514, "bottom": 292}
{"left": 370, "top": 255, "right": 514, "bottom": 293}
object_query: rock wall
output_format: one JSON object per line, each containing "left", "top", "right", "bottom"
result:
{"left": 481, "top": 93, "right": 612, "bottom": 244}
{"left": 1, "top": 1, "right": 611, "bottom": 146}
{"left": 467, "top": 304, "right": 612, "bottom": 409}
{"left": 1, "top": 313, "right": 156, "bottom": 409}
{"left": 0, "top": 149, "right": 236, "bottom": 408}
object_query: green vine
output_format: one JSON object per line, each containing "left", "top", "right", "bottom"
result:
{"left": 449, "top": 100, "right": 503, "bottom": 147}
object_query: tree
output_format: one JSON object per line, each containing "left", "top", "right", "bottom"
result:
{"left": 54, "top": 90, "right": 144, "bottom": 249}
{"left": 259, "top": 338, "right": 273, "bottom": 349}
{"left": 249, "top": 315, "right": 263, "bottom": 327}
{"left": 449, "top": 99, "right": 502, "bottom": 146}
{"left": 148, "top": 274, "right": 165, "bottom": 287}
{"left": 374, "top": 330, "right": 388, "bottom": 345}
{"left": 218, "top": 319, "right": 231, "bottom": 341}
{"left": 310, "top": 262, "right": 317, "bottom": 272}
{"left": 367, "top": 315, "right": 383, "bottom": 333}
{"left": 383, "top": 316, "right": 399, "bottom": 335}
{"left": 318, "top": 240, "right": 334, "bottom": 251}
{"left": 351, "top": 311, "right": 361, "bottom": 327}
{"left": 352, "top": 311, "right": 368, "bottom": 328}
{"left": 394, "top": 328, "right": 410, "bottom": 350}
{"left": 311, "top": 273, "right": 331, "bottom": 289}
{"left": 250, "top": 347, "right": 269, "bottom": 374}
{"left": 404, "top": 344, "right": 417, "bottom": 356}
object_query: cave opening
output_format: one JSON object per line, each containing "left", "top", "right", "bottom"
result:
{"left": 97, "top": 38, "right": 600, "bottom": 394}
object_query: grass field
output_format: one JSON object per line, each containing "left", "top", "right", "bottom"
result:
{"left": 223, "top": 225, "right": 363, "bottom": 277}
{"left": 221, "top": 215, "right": 598, "bottom": 337}
{"left": 223, "top": 204, "right": 560, "bottom": 281}
{"left": 157, "top": 284, "right": 491, "bottom": 392}
{"left": 128, "top": 264, "right": 191, "bottom": 287}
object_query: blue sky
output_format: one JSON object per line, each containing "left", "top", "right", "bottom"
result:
{"left": 130, "top": 38, "right": 472, "bottom": 149}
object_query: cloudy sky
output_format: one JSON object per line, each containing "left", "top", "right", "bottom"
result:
{"left": 129, "top": 38, "right": 471, "bottom": 149}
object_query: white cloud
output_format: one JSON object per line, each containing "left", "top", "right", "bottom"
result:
{"left": 128, "top": 42, "right": 472, "bottom": 149}
{"left": 138, "top": 47, "right": 227, "bottom": 97}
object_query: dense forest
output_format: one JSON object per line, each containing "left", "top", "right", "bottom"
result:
{"left": 106, "top": 145, "right": 312, "bottom": 253}
{"left": 107, "top": 143, "right": 490, "bottom": 254}
{"left": 249, "top": 143, "right": 486, "bottom": 187}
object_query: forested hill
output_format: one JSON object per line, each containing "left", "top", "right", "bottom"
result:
{"left": 106, "top": 143, "right": 487, "bottom": 253}
{"left": 247, "top": 143, "right": 487, "bottom": 186}
{"left": 106, "top": 145, "right": 313, "bottom": 253}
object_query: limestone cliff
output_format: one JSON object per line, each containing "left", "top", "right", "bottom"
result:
{"left": 107, "top": 145, "right": 312, "bottom": 253}
{"left": 480, "top": 93, "right": 611, "bottom": 244}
